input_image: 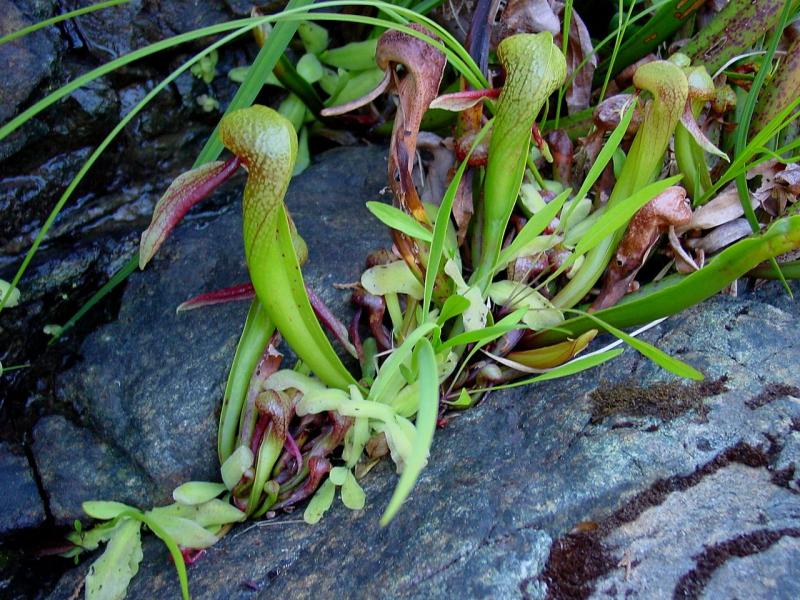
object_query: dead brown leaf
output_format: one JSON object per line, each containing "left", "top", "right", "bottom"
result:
{"left": 592, "top": 186, "right": 693, "bottom": 310}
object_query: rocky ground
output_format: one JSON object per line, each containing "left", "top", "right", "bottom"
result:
{"left": 2, "top": 1, "right": 800, "bottom": 599}
{"left": 3, "top": 143, "right": 798, "bottom": 599}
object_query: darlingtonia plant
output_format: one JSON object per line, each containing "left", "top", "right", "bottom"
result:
{"left": 31, "top": 2, "right": 800, "bottom": 599}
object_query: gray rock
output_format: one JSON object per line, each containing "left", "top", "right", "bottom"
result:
{"left": 51, "top": 146, "right": 389, "bottom": 521}
{"left": 32, "top": 416, "right": 159, "bottom": 525}
{"left": 590, "top": 465, "right": 800, "bottom": 599}
{"left": 63, "top": 0, "right": 231, "bottom": 61}
{"left": 0, "top": 442, "right": 45, "bottom": 534}
{"left": 0, "top": 148, "right": 93, "bottom": 254}
{"left": 702, "top": 535, "right": 800, "bottom": 600}
{"left": 64, "top": 0, "right": 142, "bottom": 60}
{"left": 0, "top": 0, "right": 60, "bottom": 123}
{"left": 47, "top": 275, "right": 800, "bottom": 598}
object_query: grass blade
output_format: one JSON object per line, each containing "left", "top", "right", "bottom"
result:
{"left": 569, "top": 310, "right": 703, "bottom": 380}
{"left": 595, "top": 0, "right": 702, "bottom": 82}
{"left": 573, "top": 99, "right": 636, "bottom": 206}
{"left": 571, "top": 175, "right": 682, "bottom": 259}
{"left": 0, "top": 0, "right": 130, "bottom": 46}
{"left": 598, "top": 0, "right": 636, "bottom": 102}
{"left": 471, "top": 348, "right": 624, "bottom": 393}
{"left": 381, "top": 337, "right": 438, "bottom": 525}
{"left": 732, "top": 0, "right": 795, "bottom": 294}
{"left": 366, "top": 202, "right": 433, "bottom": 243}
{"left": 194, "top": 0, "right": 315, "bottom": 166}
{"left": 438, "top": 308, "right": 526, "bottom": 352}
{"left": 423, "top": 121, "right": 492, "bottom": 316}
{"left": 369, "top": 322, "right": 438, "bottom": 402}
{"left": 47, "top": 257, "right": 138, "bottom": 344}
{"left": 0, "top": 23, "right": 255, "bottom": 312}
{"left": 496, "top": 188, "right": 570, "bottom": 271}
{"left": 30, "top": 2, "right": 312, "bottom": 320}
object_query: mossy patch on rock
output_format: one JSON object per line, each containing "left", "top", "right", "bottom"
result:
{"left": 588, "top": 376, "right": 729, "bottom": 424}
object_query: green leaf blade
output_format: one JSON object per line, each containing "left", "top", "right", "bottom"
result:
{"left": 381, "top": 337, "right": 438, "bottom": 525}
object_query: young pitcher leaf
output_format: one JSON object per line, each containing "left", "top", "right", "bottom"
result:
{"left": 328, "top": 466, "right": 348, "bottom": 486}
{"left": 83, "top": 501, "right": 136, "bottom": 521}
{"left": 221, "top": 445, "right": 254, "bottom": 490}
{"left": 482, "top": 348, "right": 625, "bottom": 392}
{"left": 0, "top": 279, "right": 20, "bottom": 308}
{"left": 304, "top": 479, "right": 336, "bottom": 524}
{"left": 144, "top": 511, "right": 219, "bottom": 549}
{"left": 381, "top": 338, "right": 438, "bottom": 525}
{"left": 191, "top": 500, "right": 246, "bottom": 527}
{"left": 436, "top": 295, "right": 471, "bottom": 325}
{"left": 85, "top": 518, "right": 143, "bottom": 600}
{"left": 369, "top": 322, "right": 438, "bottom": 402}
{"left": 362, "top": 260, "right": 425, "bottom": 300}
{"left": 172, "top": 481, "right": 227, "bottom": 506}
{"left": 341, "top": 471, "right": 367, "bottom": 510}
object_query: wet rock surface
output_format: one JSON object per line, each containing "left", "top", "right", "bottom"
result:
{"left": 0, "top": 0, "right": 258, "bottom": 359}
{"left": 0, "top": 442, "right": 46, "bottom": 534}
{"left": 0, "top": 0, "right": 60, "bottom": 124}
{"left": 32, "top": 416, "right": 159, "bottom": 525}
{"left": 0, "top": 2, "right": 270, "bottom": 523}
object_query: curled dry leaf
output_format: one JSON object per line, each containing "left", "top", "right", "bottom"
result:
{"left": 593, "top": 94, "right": 642, "bottom": 131}
{"left": 614, "top": 55, "right": 656, "bottom": 91}
{"left": 686, "top": 218, "right": 753, "bottom": 254}
{"left": 683, "top": 185, "right": 759, "bottom": 231}
{"left": 417, "top": 132, "right": 454, "bottom": 206}
{"left": 592, "top": 186, "right": 693, "bottom": 311}
{"left": 668, "top": 226, "right": 701, "bottom": 273}
{"left": 376, "top": 24, "right": 447, "bottom": 274}
{"left": 752, "top": 162, "right": 800, "bottom": 217}
{"left": 494, "top": 0, "right": 560, "bottom": 42}
{"left": 557, "top": 3, "right": 596, "bottom": 114}
{"left": 547, "top": 129, "right": 573, "bottom": 187}
{"left": 686, "top": 218, "right": 754, "bottom": 254}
